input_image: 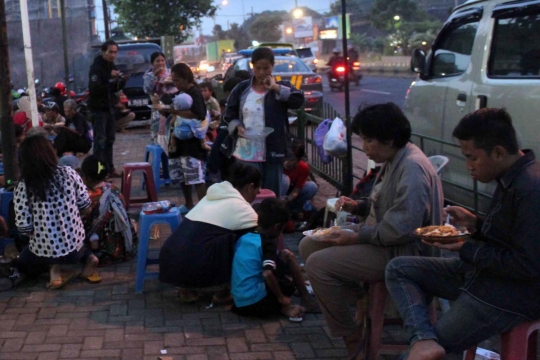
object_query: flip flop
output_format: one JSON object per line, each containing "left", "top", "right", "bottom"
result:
{"left": 80, "top": 271, "right": 102, "bottom": 284}
{"left": 46, "top": 272, "right": 77, "bottom": 290}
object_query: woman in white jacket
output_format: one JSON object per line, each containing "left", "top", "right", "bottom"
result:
{"left": 159, "top": 163, "right": 261, "bottom": 302}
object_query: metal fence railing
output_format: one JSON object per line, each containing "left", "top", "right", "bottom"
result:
{"left": 291, "top": 101, "right": 491, "bottom": 214}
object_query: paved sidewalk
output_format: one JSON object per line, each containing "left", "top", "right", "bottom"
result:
{"left": 0, "top": 127, "right": 417, "bottom": 360}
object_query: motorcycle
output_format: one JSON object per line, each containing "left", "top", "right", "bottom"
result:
{"left": 328, "top": 62, "right": 362, "bottom": 92}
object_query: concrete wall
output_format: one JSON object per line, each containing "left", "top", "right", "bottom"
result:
{"left": 7, "top": 9, "right": 94, "bottom": 93}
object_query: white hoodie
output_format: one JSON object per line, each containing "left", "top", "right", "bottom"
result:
{"left": 186, "top": 181, "right": 258, "bottom": 230}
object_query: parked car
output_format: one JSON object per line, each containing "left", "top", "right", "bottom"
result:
{"left": 224, "top": 49, "right": 323, "bottom": 110}
{"left": 405, "top": 0, "right": 540, "bottom": 212}
{"left": 115, "top": 42, "right": 162, "bottom": 126}
{"left": 296, "top": 47, "right": 317, "bottom": 71}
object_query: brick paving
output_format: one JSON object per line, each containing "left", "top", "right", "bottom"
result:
{"left": 0, "top": 127, "right": 470, "bottom": 359}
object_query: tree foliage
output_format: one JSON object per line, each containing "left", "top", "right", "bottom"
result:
{"left": 248, "top": 12, "right": 284, "bottom": 42}
{"left": 213, "top": 24, "right": 227, "bottom": 41}
{"left": 226, "top": 23, "right": 251, "bottom": 51}
{"left": 109, "top": 0, "right": 217, "bottom": 43}
{"left": 370, "top": 0, "right": 428, "bottom": 32}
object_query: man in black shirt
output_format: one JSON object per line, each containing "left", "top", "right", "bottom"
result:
{"left": 88, "top": 39, "right": 127, "bottom": 177}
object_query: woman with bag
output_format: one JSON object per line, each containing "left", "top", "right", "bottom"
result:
{"left": 299, "top": 103, "right": 445, "bottom": 359}
{"left": 222, "top": 47, "right": 304, "bottom": 196}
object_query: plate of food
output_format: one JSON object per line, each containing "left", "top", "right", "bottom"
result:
{"left": 303, "top": 226, "right": 354, "bottom": 239}
{"left": 414, "top": 225, "right": 471, "bottom": 244}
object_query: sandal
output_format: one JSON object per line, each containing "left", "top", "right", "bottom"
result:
{"left": 46, "top": 272, "right": 77, "bottom": 290}
{"left": 178, "top": 289, "right": 201, "bottom": 303}
{"left": 80, "top": 271, "right": 102, "bottom": 284}
{"left": 282, "top": 304, "right": 305, "bottom": 323}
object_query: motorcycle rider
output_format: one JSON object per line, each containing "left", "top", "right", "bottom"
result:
{"left": 347, "top": 45, "right": 359, "bottom": 63}
{"left": 326, "top": 48, "right": 345, "bottom": 82}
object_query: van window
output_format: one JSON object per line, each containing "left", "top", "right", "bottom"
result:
{"left": 489, "top": 12, "right": 540, "bottom": 77}
{"left": 431, "top": 20, "right": 479, "bottom": 78}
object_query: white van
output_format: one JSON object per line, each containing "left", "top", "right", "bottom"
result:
{"left": 405, "top": 0, "right": 540, "bottom": 213}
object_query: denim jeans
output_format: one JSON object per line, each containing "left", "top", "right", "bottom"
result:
{"left": 385, "top": 256, "right": 529, "bottom": 353}
{"left": 281, "top": 174, "right": 318, "bottom": 212}
{"left": 91, "top": 110, "right": 116, "bottom": 171}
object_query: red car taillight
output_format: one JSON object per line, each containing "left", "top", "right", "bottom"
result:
{"left": 303, "top": 75, "right": 322, "bottom": 84}
{"left": 353, "top": 61, "right": 361, "bottom": 70}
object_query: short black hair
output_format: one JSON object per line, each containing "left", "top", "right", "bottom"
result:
{"left": 452, "top": 108, "right": 519, "bottom": 155}
{"left": 291, "top": 139, "right": 305, "bottom": 160}
{"left": 252, "top": 47, "right": 274, "bottom": 66}
{"left": 351, "top": 103, "right": 411, "bottom": 148}
{"left": 234, "top": 70, "right": 251, "bottom": 80}
{"left": 150, "top": 51, "right": 166, "bottom": 64}
{"left": 223, "top": 77, "right": 243, "bottom": 94}
{"left": 257, "top": 198, "right": 290, "bottom": 229}
{"left": 171, "top": 62, "right": 195, "bottom": 84}
{"left": 101, "top": 39, "right": 118, "bottom": 52}
{"left": 81, "top": 155, "right": 109, "bottom": 182}
{"left": 228, "top": 163, "right": 262, "bottom": 190}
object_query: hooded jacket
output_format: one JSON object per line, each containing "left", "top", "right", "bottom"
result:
{"left": 159, "top": 181, "right": 257, "bottom": 288}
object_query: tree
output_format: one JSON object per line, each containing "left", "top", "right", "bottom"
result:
{"left": 370, "top": 0, "right": 428, "bottom": 32}
{"left": 225, "top": 23, "right": 251, "bottom": 51}
{"left": 109, "top": 0, "right": 217, "bottom": 43}
{"left": 248, "top": 13, "right": 284, "bottom": 42}
{"left": 212, "top": 24, "right": 227, "bottom": 41}
{"left": 351, "top": 33, "right": 374, "bottom": 53}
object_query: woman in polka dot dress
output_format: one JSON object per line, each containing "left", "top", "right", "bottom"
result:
{"left": 14, "top": 136, "right": 100, "bottom": 289}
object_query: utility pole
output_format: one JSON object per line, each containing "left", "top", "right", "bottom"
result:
{"left": 60, "top": 0, "right": 70, "bottom": 97}
{"left": 101, "top": 0, "right": 110, "bottom": 39}
{"left": 20, "top": 0, "right": 39, "bottom": 128}
{"left": 0, "top": 0, "right": 19, "bottom": 182}
{"left": 341, "top": 0, "right": 353, "bottom": 195}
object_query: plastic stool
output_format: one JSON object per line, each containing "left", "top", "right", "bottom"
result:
{"left": 366, "top": 281, "right": 438, "bottom": 359}
{"left": 144, "top": 144, "right": 171, "bottom": 192}
{"left": 0, "top": 191, "right": 14, "bottom": 224}
{"left": 122, "top": 162, "right": 158, "bottom": 211}
{"left": 464, "top": 320, "right": 540, "bottom": 360}
{"left": 252, "top": 189, "right": 276, "bottom": 205}
{"left": 135, "top": 207, "right": 182, "bottom": 294}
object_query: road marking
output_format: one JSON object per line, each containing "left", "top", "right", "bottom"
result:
{"left": 360, "top": 89, "right": 391, "bottom": 95}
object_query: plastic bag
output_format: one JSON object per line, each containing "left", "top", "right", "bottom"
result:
{"left": 323, "top": 117, "right": 347, "bottom": 157}
{"left": 314, "top": 119, "right": 333, "bottom": 164}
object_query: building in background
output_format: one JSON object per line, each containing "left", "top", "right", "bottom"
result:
{"left": 5, "top": 0, "right": 98, "bottom": 92}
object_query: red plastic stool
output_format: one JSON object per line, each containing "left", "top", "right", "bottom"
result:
{"left": 251, "top": 189, "right": 276, "bottom": 205}
{"left": 366, "top": 281, "right": 438, "bottom": 360}
{"left": 464, "top": 320, "right": 540, "bottom": 360}
{"left": 122, "top": 162, "right": 158, "bottom": 211}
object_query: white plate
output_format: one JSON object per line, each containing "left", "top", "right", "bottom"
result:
{"left": 302, "top": 228, "right": 354, "bottom": 237}
{"left": 288, "top": 116, "right": 298, "bottom": 124}
{"left": 146, "top": 104, "right": 171, "bottom": 110}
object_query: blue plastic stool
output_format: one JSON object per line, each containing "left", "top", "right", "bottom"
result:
{"left": 144, "top": 145, "right": 171, "bottom": 192}
{"left": 0, "top": 191, "right": 14, "bottom": 224}
{"left": 135, "top": 207, "right": 182, "bottom": 294}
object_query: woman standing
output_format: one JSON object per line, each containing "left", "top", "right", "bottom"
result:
{"left": 299, "top": 103, "right": 444, "bottom": 359}
{"left": 223, "top": 47, "right": 304, "bottom": 196}
{"left": 14, "top": 136, "right": 100, "bottom": 289}
{"left": 143, "top": 51, "right": 177, "bottom": 150}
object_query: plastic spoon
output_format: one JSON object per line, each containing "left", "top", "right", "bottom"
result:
{"left": 444, "top": 205, "right": 451, "bottom": 226}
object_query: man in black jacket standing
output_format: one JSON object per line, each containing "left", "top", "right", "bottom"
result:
{"left": 88, "top": 39, "right": 126, "bottom": 177}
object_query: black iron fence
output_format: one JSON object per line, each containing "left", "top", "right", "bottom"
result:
{"left": 291, "top": 102, "right": 491, "bottom": 214}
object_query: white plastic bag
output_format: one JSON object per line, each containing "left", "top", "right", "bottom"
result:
{"left": 323, "top": 117, "right": 347, "bottom": 157}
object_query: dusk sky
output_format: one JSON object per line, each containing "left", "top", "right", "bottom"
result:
{"left": 94, "top": 0, "right": 334, "bottom": 40}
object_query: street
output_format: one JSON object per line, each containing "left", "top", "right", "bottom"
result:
{"left": 321, "top": 74, "right": 416, "bottom": 116}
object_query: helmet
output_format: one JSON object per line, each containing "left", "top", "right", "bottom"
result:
{"left": 54, "top": 82, "right": 67, "bottom": 95}
{"left": 332, "top": 48, "right": 341, "bottom": 54}
{"left": 69, "top": 90, "right": 75, "bottom": 98}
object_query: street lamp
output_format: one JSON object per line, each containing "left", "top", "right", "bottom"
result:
{"left": 293, "top": 8, "right": 303, "bottom": 18}
{"left": 221, "top": 0, "right": 228, "bottom": 5}
{"left": 286, "top": 27, "right": 293, "bottom": 34}
{"left": 393, "top": 15, "right": 400, "bottom": 21}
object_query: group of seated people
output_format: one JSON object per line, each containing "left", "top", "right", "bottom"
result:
{"left": 5, "top": 83, "right": 539, "bottom": 359}
{"left": 161, "top": 103, "right": 540, "bottom": 360}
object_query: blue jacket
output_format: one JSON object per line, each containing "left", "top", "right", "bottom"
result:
{"left": 223, "top": 78, "right": 304, "bottom": 163}
{"left": 460, "top": 150, "right": 540, "bottom": 320}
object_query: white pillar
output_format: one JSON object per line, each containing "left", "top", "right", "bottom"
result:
{"left": 20, "top": 0, "right": 40, "bottom": 127}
